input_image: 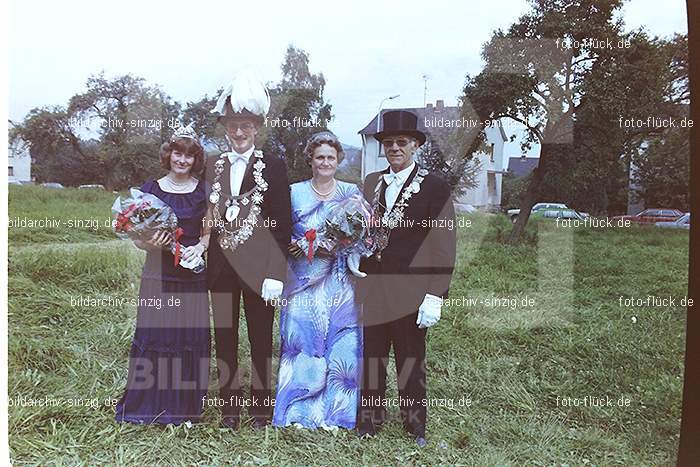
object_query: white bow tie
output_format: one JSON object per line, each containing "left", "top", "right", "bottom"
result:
{"left": 383, "top": 173, "right": 402, "bottom": 186}
{"left": 227, "top": 152, "right": 249, "bottom": 164}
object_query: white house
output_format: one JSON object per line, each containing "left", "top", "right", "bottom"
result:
{"left": 8, "top": 138, "right": 32, "bottom": 183}
{"left": 358, "top": 100, "right": 508, "bottom": 211}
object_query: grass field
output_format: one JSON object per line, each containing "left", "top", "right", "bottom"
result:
{"left": 8, "top": 185, "right": 688, "bottom": 465}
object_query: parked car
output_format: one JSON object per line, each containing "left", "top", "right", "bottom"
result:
{"left": 507, "top": 202, "right": 589, "bottom": 223}
{"left": 40, "top": 182, "right": 65, "bottom": 189}
{"left": 531, "top": 208, "right": 585, "bottom": 221}
{"left": 613, "top": 208, "right": 683, "bottom": 225}
{"left": 656, "top": 213, "right": 690, "bottom": 230}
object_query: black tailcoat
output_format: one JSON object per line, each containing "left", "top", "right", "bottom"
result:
{"left": 204, "top": 151, "right": 291, "bottom": 294}
{"left": 356, "top": 164, "right": 457, "bottom": 437}
{"left": 357, "top": 164, "right": 457, "bottom": 322}
{"left": 203, "top": 150, "right": 291, "bottom": 422}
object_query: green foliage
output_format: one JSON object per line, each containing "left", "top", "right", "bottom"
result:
{"left": 182, "top": 91, "right": 230, "bottom": 153}
{"left": 262, "top": 45, "right": 333, "bottom": 183}
{"left": 500, "top": 171, "right": 531, "bottom": 211}
{"left": 13, "top": 47, "right": 336, "bottom": 189}
{"left": 12, "top": 73, "right": 181, "bottom": 190}
{"left": 460, "top": 0, "right": 688, "bottom": 236}
{"left": 631, "top": 123, "right": 690, "bottom": 211}
{"left": 628, "top": 34, "right": 690, "bottom": 211}
{"left": 416, "top": 136, "right": 480, "bottom": 198}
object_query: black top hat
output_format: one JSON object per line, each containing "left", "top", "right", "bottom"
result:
{"left": 217, "top": 97, "right": 264, "bottom": 125}
{"left": 373, "top": 110, "right": 426, "bottom": 145}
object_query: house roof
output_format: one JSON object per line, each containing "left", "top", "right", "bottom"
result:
{"left": 358, "top": 103, "right": 508, "bottom": 142}
{"left": 507, "top": 157, "right": 539, "bottom": 177}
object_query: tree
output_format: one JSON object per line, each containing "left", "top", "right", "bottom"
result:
{"left": 14, "top": 73, "right": 181, "bottom": 190}
{"left": 262, "top": 45, "right": 333, "bottom": 183}
{"left": 628, "top": 34, "right": 690, "bottom": 212}
{"left": 631, "top": 118, "right": 690, "bottom": 211}
{"left": 501, "top": 171, "right": 533, "bottom": 211}
{"left": 182, "top": 92, "right": 228, "bottom": 154}
{"left": 461, "top": 0, "right": 681, "bottom": 241}
{"left": 67, "top": 73, "right": 181, "bottom": 189}
{"left": 10, "top": 106, "right": 92, "bottom": 186}
{"left": 573, "top": 30, "right": 682, "bottom": 215}
{"left": 415, "top": 135, "right": 481, "bottom": 198}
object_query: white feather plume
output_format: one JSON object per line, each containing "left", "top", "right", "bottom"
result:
{"left": 212, "top": 70, "right": 270, "bottom": 117}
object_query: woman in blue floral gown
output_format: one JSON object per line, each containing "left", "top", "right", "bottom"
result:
{"left": 272, "top": 132, "right": 364, "bottom": 429}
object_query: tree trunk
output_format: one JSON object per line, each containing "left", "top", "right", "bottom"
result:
{"left": 508, "top": 143, "right": 551, "bottom": 244}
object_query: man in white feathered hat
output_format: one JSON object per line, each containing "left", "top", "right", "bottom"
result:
{"left": 205, "top": 71, "right": 291, "bottom": 430}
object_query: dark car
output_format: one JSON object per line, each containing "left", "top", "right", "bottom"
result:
{"left": 613, "top": 208, "right": 683, "bottom": 225}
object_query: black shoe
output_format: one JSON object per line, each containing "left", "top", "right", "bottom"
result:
{"left": 356, "top": 424, "right": 377, "bottom": 438}
{"left": 415, "top": 436, "right": 427, "bottom": 448}
{"left": 221, "top": 416, "right": 240, "bottom": 430}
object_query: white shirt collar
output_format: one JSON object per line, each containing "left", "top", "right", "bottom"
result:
{"left": 227, "top": 146, "right": 255, "bottom": 163}
{"left": 388, "top": 161, "right": 415, "bottom": 182}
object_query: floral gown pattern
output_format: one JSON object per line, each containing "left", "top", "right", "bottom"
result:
{"left": 272, "top": 180, "right": 363, "bottom": 429}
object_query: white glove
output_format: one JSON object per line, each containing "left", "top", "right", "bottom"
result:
{"left": 261, "top": 278, "right": 284, "bottom": 302}
{"left": 347, "top": 253, "right": 366, "bottom": 278}
{"left": 417, "top": 294, "right": 443, "bottom": 329}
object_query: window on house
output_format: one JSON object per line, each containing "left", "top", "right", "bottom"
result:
{"left": 489, "top": 144, "right": 495, "bottom": 162}
{"left": 8, "top": 166, "right": 14, "bottom": 176}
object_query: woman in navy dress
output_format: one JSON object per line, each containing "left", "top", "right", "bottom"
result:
{"left": 115, "top": 128, "right": 211, "bottom": 425}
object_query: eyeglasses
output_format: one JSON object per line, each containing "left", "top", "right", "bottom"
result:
{"left": 223, "top": 121, "right": 255, "bottom": 132}
{"left": 381, "top": 138, "right": 413, "bottom": 148}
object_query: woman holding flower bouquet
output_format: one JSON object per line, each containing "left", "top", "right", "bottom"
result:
{"left": 115, "top": 125, "right": 211, "bottom": 425}
{"left": 272, "top": 131, "right": 372, "bottom": 430}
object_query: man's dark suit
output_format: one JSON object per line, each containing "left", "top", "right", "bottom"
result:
{"left": 356, "top": 164, "right": 456, "bottom": 437}
{"left": 204, "top": 151, "right": 291, "bottom": 424}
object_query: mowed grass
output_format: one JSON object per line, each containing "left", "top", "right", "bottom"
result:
{"left": 8, "top": 186, "right": 688, "bottom": 465}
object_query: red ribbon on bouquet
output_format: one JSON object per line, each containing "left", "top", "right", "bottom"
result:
{"left": 173, "top": 227, "right": 184, "bottom": 266}
{"left": 114, "top": 203, "right": 138, "bottom": 232}
{"left": 115, "top": 214, "right": 133, "bottom": 232}
{"left": 305, "top": 229, "right": 316, "bottom": 263}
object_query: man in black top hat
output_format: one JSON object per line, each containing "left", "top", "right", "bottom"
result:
{"left": 204, "top": 71, "right": 291, "bottom": 429}
{"left": 349, "top": 110, "right": 457, "bottom": 447}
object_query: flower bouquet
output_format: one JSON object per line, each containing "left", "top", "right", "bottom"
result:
{"left": 321, "top": 194, "right": 374, "bottom": 254}
{"left": 111, "top": 188, "right": 204, "bottom": 273}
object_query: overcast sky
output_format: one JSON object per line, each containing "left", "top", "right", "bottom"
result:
{"left": 9, "top": 0, "right": 688, "bottom": 160}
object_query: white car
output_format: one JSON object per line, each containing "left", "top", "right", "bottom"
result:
{"left": 507, "top": 202, "right": 589, "bottom": 223}
{"left": 656, "top": 213, "right": 690, "bottom": 230}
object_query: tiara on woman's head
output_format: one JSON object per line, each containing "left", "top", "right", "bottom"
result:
{"left": 171, "top": 122, "right": 198, "bottom": 141}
